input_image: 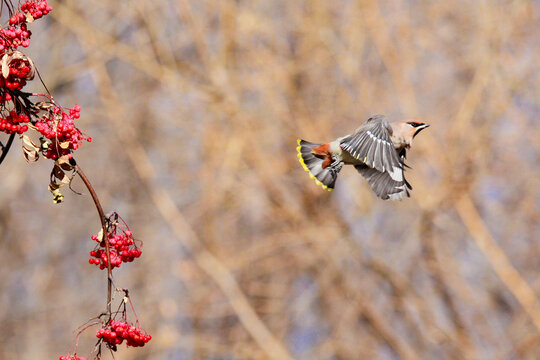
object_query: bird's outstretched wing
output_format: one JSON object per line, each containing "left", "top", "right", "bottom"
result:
{"left": 340, "top": 115, "right": 410, "bottom": 200}
{"left": 340, "top": 115, "right": 402, "bottom": 173}
{"left": 354, "top": 164, "right": 411, "bottom": 200}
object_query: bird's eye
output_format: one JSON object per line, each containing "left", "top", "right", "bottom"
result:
{"left": 407, "top": 122, "right": 420, "bottom": 127}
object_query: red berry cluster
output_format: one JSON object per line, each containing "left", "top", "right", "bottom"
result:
{"left": 35, "top": 105, "right": 91, "bottom": 160}
{"left": 58, "top": 356, "right": 86, "bottom": 360}
{"left": 97, "top": 320, "right": 151, "bottom": 348}
{"left": 89, "top": 229, "right": 142, "bottom": 270}
{"left": 0, "top": 110, "right": 29, "bottom": 134}
{"left": 21, "top": 0, "right": 52, "bottom": 20}
{"left": 0, "top": 1, "right": 51, "bottom": 52}
{"left": 0, "top": 17, "right": 31, "bottom": 51}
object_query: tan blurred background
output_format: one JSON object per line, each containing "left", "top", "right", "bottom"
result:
{"left": 1, "top": 0, "right": 540, "bottom": 359}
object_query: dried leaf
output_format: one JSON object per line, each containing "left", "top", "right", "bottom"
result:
{"left": 1, "top": 54, "right": 9, "bottom": 78}
{"left": 22, "top": 134, "right": 39, "bottom": 150}
{"left": 51, "top": 164, "right": 66, "bottom": 181}
{"left": 48, "top": 169, "right": 65, "bottom": 203}
{"left": 23, "top": 149, "right": 38, "bottom": 162}
{"left": 57, "top": 155, "right": 75, "bottom": 171}
{"left": 40, "top": 138, "right": 49, "bottom": 150}
{"left": 57, "top": 155, "right": 71, "bottom": 164}
{"left": 96, "top": 229, "right": 103, "bottom": 242}
{"left": 48, "top": 159, "right": 77, "bottom": 203}
{"left": 1, "top": 52, "right": 35, "bottom": 80}
{"left": 22, "top": 147, "right": 39, "bottom": 162}
{"left": 25, "top": 12, "right": 34, "bottom": 23}
{"left": 10, "top": 51, "right": 25, "bottom": 60}
{"left": 51, "top": 165, "right": 70, "bottom": 186}
{"left": 51, "top": 189, "right": 64, "bottom": 204}
{"left": 36, "top": 102, "right": 53, "bottom": 110}
{"left": 24, "top": 55, "right": 35, "bottom": 80}
{"left": 10, "top": 52, "right": 36, "bottom": 80}
{"left": 21, "top": 135, "right": 40, "bottom": 162}
{"left": 59, "top": 141, "right": 70, "bottom": 149}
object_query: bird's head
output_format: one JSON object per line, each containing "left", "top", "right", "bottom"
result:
{"left": 405, "top": 120, "right": 430, "bottom": 139}
{"left": 390, "top": 120, "right": 430, "bottom": 148}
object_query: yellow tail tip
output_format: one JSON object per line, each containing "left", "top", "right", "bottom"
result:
{"left": 297, "top": 141, "right": 332, "bottom": 192}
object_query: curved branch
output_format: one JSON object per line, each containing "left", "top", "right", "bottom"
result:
{"left": 0, "top": 133, "right": 15, "bottom": 166}
{"left": 75, "top": 164, "right": 113, "bottom": 317}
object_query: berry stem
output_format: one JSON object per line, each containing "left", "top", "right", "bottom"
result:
{"left": 75, "top": 164, "right": 113, "bottom": 317}
{"left": 0, "top": 133, "right": 15, "bottom": 165}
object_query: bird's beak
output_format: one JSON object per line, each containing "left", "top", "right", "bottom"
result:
{"left": 413, "top": 123, "right": 429, "bottom": 138}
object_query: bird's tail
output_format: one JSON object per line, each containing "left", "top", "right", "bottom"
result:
{"left": 296, "top": 139, "right": 341, "bottom": 191}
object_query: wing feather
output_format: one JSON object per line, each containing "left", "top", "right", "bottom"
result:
{"left": 366, "top": 141, "right": 376, "bottom": 167}
{"left": 380, "top": 141, "right": 389, "bottom": 172}
{"left": 373, "top": 139, "right": 383, "bottom": 170}
{"left": 340, "top": 115, "right": 402, "bottom": 173}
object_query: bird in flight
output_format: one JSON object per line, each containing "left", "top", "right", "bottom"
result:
{"left": 296, "top": 114, "right": 429, "bottom": 200}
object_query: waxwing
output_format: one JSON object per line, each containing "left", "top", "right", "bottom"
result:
{"left": 297, "top": 114, "right": 429, "bottom": 200}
